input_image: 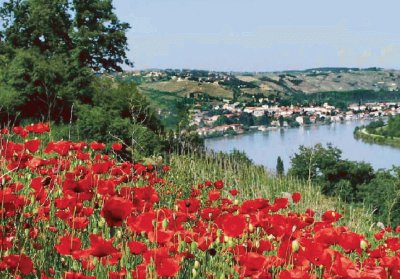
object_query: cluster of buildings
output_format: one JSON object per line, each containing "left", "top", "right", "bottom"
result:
{"left": 191, "top": 101, "right": 400, "bottom": 137}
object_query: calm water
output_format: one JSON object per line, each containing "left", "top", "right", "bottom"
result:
{"left": 205, "top": 120, "right": 400, "bottom": 172}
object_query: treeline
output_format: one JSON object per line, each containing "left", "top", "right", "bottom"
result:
{"left": 288, "top": 144, "right": 400, "bottom": 226}
{"left": 288, "top": 90, "right": 400, "bottom": 109}
{"left": 0, "top": 0, "right": 202, "bottom": 159}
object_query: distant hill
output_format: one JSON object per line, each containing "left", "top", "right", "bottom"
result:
{"left": 119, "top": 68, "right": 400, "bottom": 96}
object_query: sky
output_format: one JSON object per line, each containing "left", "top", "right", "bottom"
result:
{"left": 113, "top": 0, "right": 400, "bottom": 72}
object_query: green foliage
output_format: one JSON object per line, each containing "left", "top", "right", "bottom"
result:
{"left": 255, "top": 114, "right": 270, "bottom": 126}
{"left": 365, "top": 119, "right": 385, "bottom": 133}
{"left": 289, "top": 90, "right": 400, "bottom": 108}
{"left": 323, "top": 160, "right": 374, "bottom": 202}
{"left": 238, "top": 112, "right": 255, "bottom": 127}
{"left": 288, "top": 143, "right": 400, "bottom": 225}
{"left": 213, "top": 115, "right": 231, "bottom": 127}
{"left": 359, "top": 168, "right": 400, "bottom": 226}
{"left": 0, "top": 0, "right": 131, "bottom": 122}
{"left": 288, "top": 143, "right": 342, "bottom": 181}
{"left": 383, "top": 115, "right": 400, "bottom": 138}
{"left": 276, "top": 156, "right": 284, "bottom": 176}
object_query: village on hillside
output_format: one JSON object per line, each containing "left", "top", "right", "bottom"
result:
{"left": 190, "top": 100, "right": 400, "bottom": 138}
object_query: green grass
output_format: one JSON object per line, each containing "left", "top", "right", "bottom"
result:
{"left": 355, "top": 128, "right": 400, "bottom": 148}
{"left": 140, "top": 80, "right": 234, "bottom": 99}
{"left": 166, "top": 151, "right": 375, "bottom": 234}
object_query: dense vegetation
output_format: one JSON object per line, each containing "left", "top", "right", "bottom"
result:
{"left": 0, "top": 0, "right": 203, "bottom": 159}
{"left": 288, "top": 90, "right": 400, "bottom": 110}
{"left": 288, "top": 143, "right": 400, "bottom": 226}
{"left": 354, "top": 115, "right": 400, "bottom": 147}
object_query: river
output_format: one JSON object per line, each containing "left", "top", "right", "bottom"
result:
{"left": 205, "top": 120, "right": 400, "bottom": 172}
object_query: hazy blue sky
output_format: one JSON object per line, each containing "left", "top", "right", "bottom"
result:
{"left": 113, "top": 0, "right": 400, "bottom": 71}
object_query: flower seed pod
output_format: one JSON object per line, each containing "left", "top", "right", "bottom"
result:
{"left": 292, "top": 240, "right": 300, "bottom": 252}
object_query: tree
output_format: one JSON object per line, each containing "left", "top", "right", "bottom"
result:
{"left": 288, "top": 143, "right": 342, "bottom": 181}
{"left": 276, "top": 156, "right": 284, "bottom": 176}
{"left": 0, "top": 0, "right": 132, "bottom": 122}
{"left": 255, "top": 114, "right": 270, "bottom": 126}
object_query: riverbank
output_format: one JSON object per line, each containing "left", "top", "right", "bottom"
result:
{"left": 201, "top": 117, "right": 372, "bottom": 140}
{"left": 205, "top": 119, "right": 400, "bottom": 171}
{"left": 354, "top": 127, "right": 400, "bottom": 148}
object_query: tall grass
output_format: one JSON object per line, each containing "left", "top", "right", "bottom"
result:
{"left": 166, "top": 151, "right": 375, "bottom": 234}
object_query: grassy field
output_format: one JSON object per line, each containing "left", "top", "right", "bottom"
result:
{"left": 167, "top": 152, "right": 375, "bottom": 235}
{"left": 139, "top": 80, "right": 234, "bottom": 99}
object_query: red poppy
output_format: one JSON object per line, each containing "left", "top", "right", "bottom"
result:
{"left": 292, "top": 192, "right": 301, "bottom": 203}
{"left": 177, "top": 198, "right": 201, "bottom": 214}
{"left": 156, "top": 257, "right": 180, "bottom": 278}
{"left": 24, "top": 138, "right": 41, "bottom": 153}
{"left": 221, "top": 213, "right": 246, "bottom": 237}
{"left": 55, "top": 235, "right": 82, "bottom": 257}
{"left": 214, "top": 180, "right": 224, "bottom": 189}
{"left": 101, "top": 196, "right": 133, "bottom": 227}
{"left": 322, "top": 210, "right": 342, "bottom": 223}
{"left": 229, "top": 189, "right": 238, "bottom": 196}
{"left": 2, "top": 254, "right": 33, "bottom": 275}
{"left": 86, "top": 234, "right": 119, "bottom": 258}
{"left": 111, "top": 143, "right": 123, "bottom": 151}
{"left": 90, "top": 141, "right": 106, "bottom": 151}
{"left": 63, "top": 272, "right": 96, "bottom": 279}
{"left": 128, "top": 241, "right": 148, "bottom": 255}
{"left": 208, "top": 189, "right": 221, "bottom": 201}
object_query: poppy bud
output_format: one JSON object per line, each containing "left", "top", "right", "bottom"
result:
{"left": 116, "top": 230, "right": 122, "bottom": 239}
{"left": 248, "top": 224, "right": 254, "bottom": 233}
{"left": 360, "top": 239, "right": 368, "bottom": 251}
{"left": 292, "top": 240, "right": 300, "bottom": 252}
{"left": 234, "top": 199, "right": 239, "bottom": 205}
{"left": 194, "top": 260, "right": 200, "bottom": 269}
{"left": 192, "top": 268, "right": 197, "bottom": 277}
{"left": 162, "top": 219, "right": 168, "bottom": 230}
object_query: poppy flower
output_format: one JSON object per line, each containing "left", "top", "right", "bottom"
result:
{"left": 208, "top": 189, "right": 221, "bottom": 201}
{"left": 156, "top": 257, "right": 181, "bottom": 278}
{"left": 292, "top": 192, "right": 301, "bottom": 203}
{"left": 24, "top": 138, "right": 41, "bottom": 153}
{"left": 238, "top": 252, "right": 267, "bottom": 277}
{"left": 86, "top": 234, "right": 119, "bottom": 258}
{"left": 322, "top": 210, "right": 342, "bottom": 223}
{"left": 229, "top": 189, "right": 238, "bottom": 196}
{"left": 128, "top": 211, "right": 157, "bottom": 233}
{"left": 63, "top": 272, "right": 96, "bottom": 279}
{"left": 90, "top": 141, "right": 106, "bottom": 151}
{"left": 221, "top": 214, "right": 246, "bottom": 237}
{"left": 240, "top": 198, "right": 269, "bottom": 214}
{"left": 2, "top": 254, "right": 33, "bottom": 275}
{"left": 111, "top": 143, "right": 123, "bottom": 151}
{"left": 214, "top": 180, "right": 224, "bottom": 189}
{"left": 55, "top": 235, "right": 82, "bottom": 257}
{"left": 177, "top": 198, "right": 201, "bottom": 214}
{"left": 128, "top": 241, "right": 148, "bottom": 255}
{"left": 101, "top": 196, "right": 133, "bottom": 227}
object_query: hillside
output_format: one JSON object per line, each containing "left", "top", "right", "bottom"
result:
{"left": 116, "top": 68, "right": 400, "bottom": 129}
{"left": 121, "top": 67, "right": 400, "bottom": 97}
